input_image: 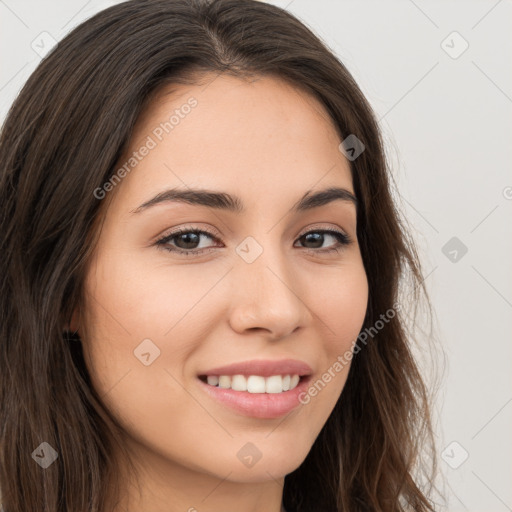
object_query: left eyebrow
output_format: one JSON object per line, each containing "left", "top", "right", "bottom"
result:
{"left": 129, "top": 186, "right": 357, "bottom": 215}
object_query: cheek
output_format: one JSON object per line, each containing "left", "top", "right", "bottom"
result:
{"left": 79, "top": 255, "right": 223, "bottom": 460}
{"left": 287, "top": 260, "right": 368, "bottom": 433}
{"left": 314, "top": 261, "right": 369, "bottom": 355}
{"left": 79, "top": 251, "right": 231, "bottom": 398}
{"left": 83, "top": 250, "right": 222, "bottom": 341}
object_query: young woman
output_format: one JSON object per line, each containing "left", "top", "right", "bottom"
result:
{"left": 0, "top": 0, "right": 438, "bottom": 510}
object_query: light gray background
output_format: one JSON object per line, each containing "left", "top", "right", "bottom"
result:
{"left": 1, "top": 1, "right": 511, "bottom": 510}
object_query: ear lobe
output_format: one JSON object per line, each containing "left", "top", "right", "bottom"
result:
{"left": 67, "top": 306, "right": 80, "bottom": 334}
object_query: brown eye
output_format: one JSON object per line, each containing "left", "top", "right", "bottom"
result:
{"left": 295, "top": 229, "right": 351, "bottom": 253}
{"left": 155, "top": 228, "right": 220, "bottom": 256}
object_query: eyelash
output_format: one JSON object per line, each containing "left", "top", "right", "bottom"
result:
{"left": 154, "top": 225, "right": 352, "bottom": 257}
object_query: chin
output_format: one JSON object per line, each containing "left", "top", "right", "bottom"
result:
{"left": 218, "top": 445, "right": 310, "bottom": 483}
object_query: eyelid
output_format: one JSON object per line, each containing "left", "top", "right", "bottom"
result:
{"left": 296, "top": 222, "right": 349, "bottom": 239}
{"left": 154, "top": 223, "right": 223, "bottom": 243}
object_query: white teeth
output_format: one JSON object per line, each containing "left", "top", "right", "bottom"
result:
{"left": 231, "top": 374, "right": 247, "bottom": 391}
{"left": 247, "top": 375, "right": 265, "bottom": 393}
{"left": 203, "top": 374, "right": 302, "bottom": 393}
{"left": 265, "top": 375, "right": 282, "bottom": 393}
{"left": 206, "top": 375, "right": 219, "bottom": 386}
{"left": 218, "top": 375, "right": 231, "bottom": 389}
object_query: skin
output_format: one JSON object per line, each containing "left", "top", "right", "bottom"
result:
{"left": 71, "top": 73, "right": 368, "bottom": 512}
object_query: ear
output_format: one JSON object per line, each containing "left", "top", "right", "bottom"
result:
{"left": 66, "top": 306, "right": 80, "bottom": 333}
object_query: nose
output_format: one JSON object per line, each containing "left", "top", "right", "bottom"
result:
{"left": 227, "top": 244, "right": 312, "bottom": 340}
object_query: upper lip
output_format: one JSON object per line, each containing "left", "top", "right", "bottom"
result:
{"left": 199, "top": 358, "right": 313, "bottom": 377}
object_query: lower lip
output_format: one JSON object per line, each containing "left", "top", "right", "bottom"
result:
{"left": 197, "top": 376, "right": 312, "bottom": 419}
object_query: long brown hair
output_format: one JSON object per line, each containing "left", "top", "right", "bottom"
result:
{"left": 0, "top": 0, "right": 439, "bottom": 510}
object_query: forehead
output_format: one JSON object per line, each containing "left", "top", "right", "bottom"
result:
{"left": 109, "top": 73, "right": 353, "bottom": 213}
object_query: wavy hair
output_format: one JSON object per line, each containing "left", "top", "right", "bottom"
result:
{"left": 0, "top": 0, "right": 439, "bottom": 510}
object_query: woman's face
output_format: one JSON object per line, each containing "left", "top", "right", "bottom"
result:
{"left": 77, "top": 73, "right": 368, "bottom": 494}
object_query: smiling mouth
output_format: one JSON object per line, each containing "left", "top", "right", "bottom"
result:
{"left": 198, "top": 374, "right": 309, "bottom": 393}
